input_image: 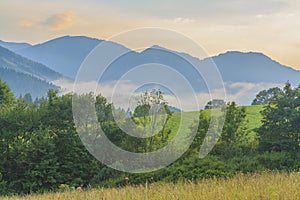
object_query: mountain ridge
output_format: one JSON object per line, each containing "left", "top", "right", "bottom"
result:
{"left": 0, "top": 46, "right": 64, "bottom": 81}
{"left": 10, "top": 36, "right": 300, "bottom": 81}
{"left": 212, "top": 50, "right": 298, "bottom": 72}
{"left": 207, "top": 50, "right": 299, "bottom": 84}
{"left": 0, "top": 46, "right": 63, "bottom": 98}
{"left": 0, "top": 40, "right": 32, "bottom": 51}
{"left": 16, "top": 36, "right": 104, "bottom": 78}
{"left": 2, "top": 36, "right": 300, "bottom": 103}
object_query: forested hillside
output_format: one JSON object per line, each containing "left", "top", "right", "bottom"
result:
{"left": 0, "top": 46, "right": 62, "bottom": 98}
{"left": 0, "top": 68, "right": 58, "bottom": 98}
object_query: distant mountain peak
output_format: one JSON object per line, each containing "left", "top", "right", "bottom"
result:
{"left": 212, "top": 50, "right": 296, "bottom": 71}
{"left": 49, "top": 35, "right": 103, "bottom": 41}
{"left": 34, "top": 35, "right": 103, "bottom": 47}
{"left": 15, "top": 36, "right": 128, "bottom": 78}
{"left": 215, "top": 51, "right": 266, "bottom": 58}
{"left": 150, "top": 45, "right": 165, "bottom": 49}
{"left": 140, "top": 45, "right": 169, "bottom": 53}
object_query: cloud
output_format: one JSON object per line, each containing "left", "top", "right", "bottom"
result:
{"left": 165, "top": 17, "right": 196, "bottom": 24}
{"left": 52, "top": 79, "right": 140, "bottom": 110}
{"left": 256, "top": 14, "right": 267, "bottom": 18}
{"left": 53, "top": 78, "right": 283, "bottom": 112}
{"left": 44, "top": 11, "right": 75, "bottom": 30}
{"left": 17, "top": 19, "right": 33, "bottom": 27}
{"left": 224, "top": 82, "right": 283, "bottom": 105}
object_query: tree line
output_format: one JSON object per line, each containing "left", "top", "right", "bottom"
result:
{"left": 0, "top": 79, "right": 299, "bottom": 195}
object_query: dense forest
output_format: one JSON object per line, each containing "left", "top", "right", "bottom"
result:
{"left": 0, "top": 79, "right": 299, "bottom": 195}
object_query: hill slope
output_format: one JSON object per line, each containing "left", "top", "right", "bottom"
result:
{"left": 165, "top": 105, "right": 263, "bottom": 140}
{"left": 0, "top": 68, "right": 58, "bottom": 98}
{"left": 0, "top": 46, "right": 63, "bottom": 81}
{"left": 0, "top": 46, "right": 63, "bottom": 97}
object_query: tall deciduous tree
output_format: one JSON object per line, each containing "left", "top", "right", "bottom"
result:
{"left": 212, "top": 102, "right": 247, "bottom": 156}
{"left": 133, "top": 89, "right": 172, "bottom": 151}
{"left": 252, "top": 87, "right": 282, "bottom": 105}
{"left": 258, "top": 83, "right": 300, "bottom": 152}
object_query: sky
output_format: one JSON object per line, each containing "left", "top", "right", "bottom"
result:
{"left": 1, "top": 0, "right": 300, "bottom": 69}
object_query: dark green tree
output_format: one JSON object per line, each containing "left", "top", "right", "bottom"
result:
{"left": 252, "top": 87, "right": 282, "bottom": 105}
{"left": 95, "top": 94, "right": 114, "bottom": 124}
{"left": 0, "top": 78, "right": 14, "bottom": 106}
{"left": 212, "top": 102, "right": 247, "bottom": 156}
{"left": 258, "top": 83, "right": 300, "bottom": 152}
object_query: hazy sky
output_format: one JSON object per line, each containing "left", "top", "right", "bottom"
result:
{"left": 1, "top": 0, "right": 300, "bottom": 69}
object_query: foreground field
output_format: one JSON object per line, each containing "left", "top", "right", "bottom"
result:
{"left": 4, "top": 172, "right": 300, "bottom": 200}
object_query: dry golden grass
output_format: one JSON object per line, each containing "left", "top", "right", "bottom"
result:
{"left": 3, "top": 172, "right": 300, "bottom": 200}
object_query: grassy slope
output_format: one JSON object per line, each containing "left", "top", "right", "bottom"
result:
{"left": 243, "top": 105, "right": 264, "bottom": 133}
{"left": 166, "top": 105, "right": 264, "bottom": 138}
{"left": 131, "top": 105, "right": 264, "bottom": 154}
{"left": 5, "top": 172, "right": 300, "bottom": 200}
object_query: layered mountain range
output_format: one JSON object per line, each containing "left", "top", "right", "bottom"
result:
{"left": 1, "top": 35, "right": 299, "bottom": 102}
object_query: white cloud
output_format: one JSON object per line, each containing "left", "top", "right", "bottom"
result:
{"left": 256, "top": 14, "right": 266, "bottom": 18}
{"left": 53, "top": 79, "right": 141, "bottom": 110}
{"left": 53, "top": 78, "right": 283, "bottom": 112}
{"left": 225, "top": 82, "right": 283, "bottom": 105}
{"left": 165, "top": 17, "right": 196, "bottom": 24}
